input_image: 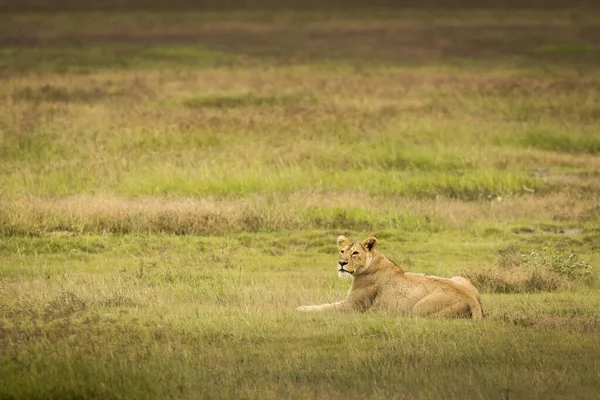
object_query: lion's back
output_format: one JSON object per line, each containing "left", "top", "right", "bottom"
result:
{"left": 401, "top": 272, "right": 484, "bottom": 318}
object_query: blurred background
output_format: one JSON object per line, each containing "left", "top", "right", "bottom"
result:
{"left": 1, "top": 0, "right": 599, "bottom": 11}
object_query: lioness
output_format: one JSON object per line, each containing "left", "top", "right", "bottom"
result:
{"left": 297, "top": 235, "right": 484, "bottom": 319}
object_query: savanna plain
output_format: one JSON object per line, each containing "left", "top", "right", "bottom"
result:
{"left": 1, "top": 6, "right": 600, "bottom": 399}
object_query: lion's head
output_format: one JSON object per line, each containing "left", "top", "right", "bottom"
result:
{"left": 336, "top": 235, "right": 378, "bottom": 278}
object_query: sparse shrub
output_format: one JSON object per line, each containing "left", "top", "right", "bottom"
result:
{"left": 462, "top": 241, "right": 594, "bottom": 293}
{"left": 525, "top": 243, "right": 593, "bottom": 280}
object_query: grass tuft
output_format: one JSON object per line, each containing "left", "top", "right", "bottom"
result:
{"left": 183, "top": 92, "right": 304, "bottom": 109}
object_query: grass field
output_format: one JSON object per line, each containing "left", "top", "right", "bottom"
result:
{"left": 1, "top": 7, "right": 600, "bottom": 399}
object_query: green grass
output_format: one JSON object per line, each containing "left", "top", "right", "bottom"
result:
{"left": 0, "top": 45, "right": 247, "bottom": 74}
{"left": 1, "top": 233, "right": 599, "bottom": 399}
{"left": 533, "top": 44, "right": 600, "bottom": 55}
{"left": 1, "top": 7, "right": 600, "bottom": 400}
{"left": 518, "top": 129, "right": 600, "bottom": 154}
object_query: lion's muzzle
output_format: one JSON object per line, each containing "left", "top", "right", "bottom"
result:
{"left": 338, "top": 261, "right": 352, "bottom": 274}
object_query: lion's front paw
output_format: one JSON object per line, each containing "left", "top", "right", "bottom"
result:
{"left": 296, "top": 305, "right": 314, "bottom": 312}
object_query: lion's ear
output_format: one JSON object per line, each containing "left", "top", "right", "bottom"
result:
{"left": 362, "top": 237, "right": 378, "bottom": 252}
{"left": 337, "top": 235, "right": 349, "bottom": 250}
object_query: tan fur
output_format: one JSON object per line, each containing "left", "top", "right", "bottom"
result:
{"left": 297, "top": 235, "right": 484, "bottom": 319}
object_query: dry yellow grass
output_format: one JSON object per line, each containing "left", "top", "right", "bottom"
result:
{"left": 0, "top": 191, "right": 597, "bottom": 235}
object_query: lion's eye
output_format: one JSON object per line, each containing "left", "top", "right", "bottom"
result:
{"left": 340, "top": 250, "right": 344, "bottom": 254}
{"left": 352, "top": 251, "right": 359, "bottom": 256}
